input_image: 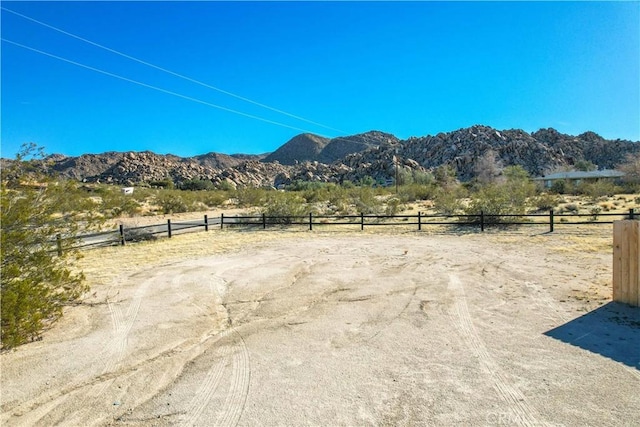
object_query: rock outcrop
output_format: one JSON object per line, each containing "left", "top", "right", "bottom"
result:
{"left": 12, "top": 126, "right": 638, "bottom": 188}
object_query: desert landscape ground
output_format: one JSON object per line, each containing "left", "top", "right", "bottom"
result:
{"left": 1, "top": 225, "right": 639, "bottom": 426}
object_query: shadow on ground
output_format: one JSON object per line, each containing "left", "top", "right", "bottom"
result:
{"left": 544, "top": 302, "right": 640, "bottom": 370}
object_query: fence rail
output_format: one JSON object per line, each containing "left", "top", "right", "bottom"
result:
{"left": 57, "top": 209, "right": 637, "bottom": 253}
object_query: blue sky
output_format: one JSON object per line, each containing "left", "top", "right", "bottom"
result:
{"left": 2, "top": 1, "right": 639, "bottom": 158}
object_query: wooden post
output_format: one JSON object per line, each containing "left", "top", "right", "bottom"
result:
{"left": 204, "top": 215, "right": 209, "bottom": 231}
{"left": 360, "top": 212, "right": 364, "bottom": 231}
{"left": 480, "top": 211, "right": 484, "bottom": 232}
{"left": 418, "top": 211, "right": 422, "bottom": 231}
{"left": 629, "top": 208, "right": 635, "bottom": 220}
{"left": 221, "top": 213, "right": 224, "bottom": 229}
{"left": 119, "top": 224, "right": 126, "bottom": 246}
{"left": 56, "top": 234, "right": 63, "bottom": 256}
{"left": 309, "top": 212, "right": 313, "bottom": 231}
{"left": 613, "top": 220, "right": 640, "bottom": 307}
{"left": 549, "top": 209, "right": 554, "bottom": 233}
{"left": 167, "top": 219, "right": 172, "bottom": 238}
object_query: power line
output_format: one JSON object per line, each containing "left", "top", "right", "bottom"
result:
{"left": 1, "top": 6, "right": 348, "bottom": 134}
{"left": 2, "top": 38, "right": 319, "bottom": 135}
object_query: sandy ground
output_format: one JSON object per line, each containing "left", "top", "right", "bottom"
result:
{"left": 1, "top": 227, "right": 639, "bottom": 426}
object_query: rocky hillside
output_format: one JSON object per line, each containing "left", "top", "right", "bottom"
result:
{"left": 262, "top": 133, "right": 330, "bottom": 165}
{"left": 318, "top": 131, "right": 399, "bottom": 164}
{"left": 8, "top": 126, "right": 638, "bottom": 188}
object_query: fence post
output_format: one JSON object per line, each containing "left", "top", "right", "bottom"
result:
{"left": 418, "top": 211, "right": 422, "bottom": 231}
{"left": 263, "top": 213, "right": 266, "bottom": 229}
{"left": 549, "top": 209, "right": 554, "bottom": 233}
{"left": 56, "top": 234, "right": 63, "bottom": 256}
{"left": 119, "top": 224, "right": 126, "bottom": 246}
{"left": 480, "top": 211, "right": 485, "bottom": 232}
{"left": 613, "top": 220, "right": 640, "bottom": 306}
{"left": 167, "top": 219, "right": 172, "bottom": 238}
{"left": 204, "top": 215, "right": 209, "bottom": 231}
{"left": 309, "top": 212, "right": 313, "bottom": 231}
{"left": 221, "top": 213, "right": 224, "bottom": 229}
{"left": 361, "top": 212, "right": 364, "bottom": 231}
{"left": 629, "top": 208, "right": 635, "bottom": 220}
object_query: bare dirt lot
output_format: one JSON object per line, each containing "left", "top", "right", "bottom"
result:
{"left": 2, "top": 227, "right": 639, "bottom": 426}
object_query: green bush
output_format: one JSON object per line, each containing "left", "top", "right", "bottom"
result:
{"left": 433, "top": 186, "right": 466, "bottom": 215}
{"left": 464, "top": 166, "right": 535, "bottom": 223}
{"left": 261, "top": 192, "right": 309, "bottom": 223}
{"left": 1, "top": 145, "right": 88, "bottom": 349}
{"left": 155, "top": 191, "right": 189, "bottom": 214}
{"left": 576, "top": 180, "right": 621, "bottom": 200}
{"left": 532, "top": 193, "right": 561, "bottom": 211}
{"left": 180, "top": 178, "right": 215, "bottom": 191}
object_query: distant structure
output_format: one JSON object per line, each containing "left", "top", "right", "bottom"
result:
{"left": 534, "top": 170, "right": 625, "bottom": 188}
{"left": 121, "top": 187, "right": 134, "bottom": 195}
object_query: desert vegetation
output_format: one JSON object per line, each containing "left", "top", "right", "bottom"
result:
{"left": 3, "top": 145, "right": 640, "bottom": 349}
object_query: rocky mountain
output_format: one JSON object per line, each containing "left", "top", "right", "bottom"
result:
{"left": 318, "top": 131, "right": 399, "bottom": 164}
{"left": 7, "top": 126, "right": 638, "bottom": 188}
{"left": 262, "top": 133, "right": 330, "bottom": 165}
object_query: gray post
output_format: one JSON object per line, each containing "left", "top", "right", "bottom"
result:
{"left": 221, "top": 213, "right": 224, "bottom": 229}
{"left": 550, "top": 209, "right": 554, "bottom": 233}
{"left": 204, "top": 215, "right": 209, "bottom": 231}
{"left": 167, "top": 219, "right": 172, "bottom": 238}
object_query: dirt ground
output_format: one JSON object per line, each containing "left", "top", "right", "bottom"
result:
{"left": 1, "top": 226, "right": 639, "bottom": 426}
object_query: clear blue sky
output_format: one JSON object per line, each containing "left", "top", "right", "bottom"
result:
{"left": 2, "top": 1, "right": 639, "bottom": 158}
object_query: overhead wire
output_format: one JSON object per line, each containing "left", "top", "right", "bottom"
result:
{"left": 2, "top": 8, "right": 395, "bottom": 152}
{"left": 1, "top": 38, "right": 317, "bottom": 135}
{"left": 1, "top": 6, "right": 348, "bottom": 135}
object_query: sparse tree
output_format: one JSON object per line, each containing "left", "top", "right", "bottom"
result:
{"left": 619, "top": 153, "right": 640, "bottom": 185}
{"left": 575, "top": 159, "right": 598, "bottom": 172}
{"left": 1, "top": 144, "right": 89, "bottom": 349}
{"left": 474, "top": 149, "right": 503, "bottom": 185}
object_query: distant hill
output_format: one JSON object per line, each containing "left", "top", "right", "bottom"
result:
{"left": 6, "top": 125, "right": 638, "bottom": 187}
{"left": 262, "top": 133, "right": 330, "bottom": 165}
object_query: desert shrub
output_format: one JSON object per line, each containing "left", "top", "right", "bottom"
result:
{"left": 97, "top": 185, "right": 142, "bottom": 217}
{"left": 155, "top": 191, "right": 189, "bottom": 214}
{"left": 575, "top": 160, "right": 597, "bottom": 171}
{"left": 564, "top": 203, "right": 579, "bottom": 214}
{"left": 351, "top": 187, "right": 384, "bottom": 214}
{"left": 399, "top": 183, "right": 436, "bottom": 203}
{"left": 385, "top": 197, "right": 403, "bottom": 216}
{"left": 149, "top": 177, "right": 174, "bottom": 189}
{"left": 202, "top": 190, "right": 229, "bottom": 207}
{"left": 1, "top": 144, "right": 89, "bottom": 349}
{"left": 532, "top": 193, "right": 561, "bottom": 211}
{"left": 235, "top": 187, "right": 268, "bottom": 208}
{"left": 589, "top": 206, "right": 602, "bottom": 221}
{"left": 261, "top": 192, "right": 308, "bottom": 223}
{"left": 464, "top": 166, "right": 535, "bottom": 223}
{"left": 180, "top": 178, "right": 215, "bottom": 191}
{"left": 433, "top": 185, "right": 466, "bottom": 215}
{"left": 576, "top": 180, "right": 621, "bottom": 200}
{"left": 550, "top": 179, "right": 574, "bottom": 195}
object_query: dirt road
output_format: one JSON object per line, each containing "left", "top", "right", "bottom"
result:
{"left": 2, "top": 230, "right": 639, "bottom": 426}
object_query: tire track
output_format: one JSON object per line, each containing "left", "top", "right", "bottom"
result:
{"left": 448, "top": 275, "right": 546, "bottom": 427}
{"left": 181, "top": 330, "right": 233, "bottom": 427}
{"left": 216, "top": 328, "right": 251, "bottom": 427}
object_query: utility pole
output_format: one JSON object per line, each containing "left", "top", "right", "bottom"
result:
{"left": 394, "top": 148, "right": 399, "bottom": 194}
